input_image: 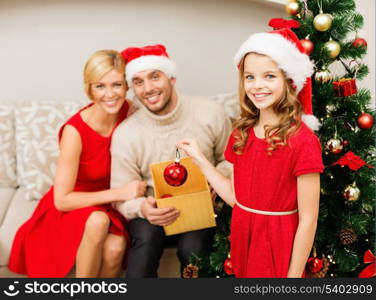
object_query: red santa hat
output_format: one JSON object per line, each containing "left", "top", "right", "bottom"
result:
{"left": 121, "top": 44, "right": 176, "bottom": 86}
{"left": 233, "top": 19, "right": 320, "bottom": 131}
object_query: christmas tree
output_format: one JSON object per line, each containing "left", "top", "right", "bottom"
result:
{"left": 189, "top": 0, "right": 375, "bottom": 278}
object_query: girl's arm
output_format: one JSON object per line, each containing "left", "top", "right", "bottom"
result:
{"left": 53, "top": 125, "right": 146, "bottom": 212}
{"left": 177, "top": 139, "right": 235, "bottom": 207}
{"left": 287, "top": 173, "right": 320, "bottom": 277}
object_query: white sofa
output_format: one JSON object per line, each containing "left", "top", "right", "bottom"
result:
{"left": 0, "top": 100, "right": 87, "bottom": 277}
{"left": 0, "top": 94, "right": 238, "bottom": 278}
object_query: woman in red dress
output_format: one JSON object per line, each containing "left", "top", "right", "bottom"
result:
{"left": 8, "top": 50, "right": 146, "bottom": 278}
{"left": 177, "top": 25, "right": 324, "bottom": 277}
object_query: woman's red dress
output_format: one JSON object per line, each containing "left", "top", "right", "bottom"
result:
{"left": 8, "top": 102, "right": 130, "bottom": 277}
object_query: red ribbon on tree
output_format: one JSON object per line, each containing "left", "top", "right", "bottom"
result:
{"left": 268, "top": 18, "right": 301, "bottom": 29}
{"left": 358, "top": 250, "right": 375, "bottom": 278}
{"left": 331, "top": 151, "right": 374, "bottom": 171}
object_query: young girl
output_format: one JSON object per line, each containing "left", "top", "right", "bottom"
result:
{"left": 8, "top": 50, "right": 146, "bottom": 278}
{"left": 178, "top": 26, "right": 324, "bottom": 278}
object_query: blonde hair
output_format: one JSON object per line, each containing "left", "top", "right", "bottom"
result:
{"left": 83, "top": 50, "right": 125, "bottom": 100}
{"left": 233, "top": 53, "right": 303, "bottom": 155}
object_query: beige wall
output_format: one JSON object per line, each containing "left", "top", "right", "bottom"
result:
{"left": 354, "top": 0, "right": 375, "bottom": 106}
{"left": 0, "top": 0, "right": 374, "bottom": 103}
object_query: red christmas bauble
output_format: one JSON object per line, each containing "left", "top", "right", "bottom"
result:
{"left": 352, "top": 37, "right": 368, "bottom": 48}
{"left": 307, "top": 257, "right": 324, "bottom": 273}
{"left": 357, "top": 113, "right": 374, "bottom": 129}
{"left": 342, "top": 140, "right": 349, "bottom": 147}
{"left": 163, "top": 161, "right": 188, "bottom": 186}
{"left": 300, "top": 38, "right": 314, "bottom": 55}
{"left": 223, "top": 258, "right": 234, "bottom": 275}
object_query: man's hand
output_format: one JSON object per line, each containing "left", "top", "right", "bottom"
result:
{"left": 140, "top": 196, "right": 180, "bottom": 226}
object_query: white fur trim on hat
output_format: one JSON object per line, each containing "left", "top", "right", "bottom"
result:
{"left": 126, "top": 55, "right": 176, "bottom": 86}
{"left": 234, "top": 33, "right": 314, "bottom": 92}
{"left": 302, "top": 114, "right": 321, "bottom": 131}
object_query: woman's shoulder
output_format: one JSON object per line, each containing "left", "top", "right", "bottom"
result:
{"left": 58, "top": 103, "right": 92, "bottom": 140}
{"left": 66, "top": 103, "right": 93, "bottom": 125}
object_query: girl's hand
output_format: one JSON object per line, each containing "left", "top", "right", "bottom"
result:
{"left": 118, "top": 180, "right": 147, "bottom": 201}
{"left": 176, "top": 139, "right": 207, "bottom": 167}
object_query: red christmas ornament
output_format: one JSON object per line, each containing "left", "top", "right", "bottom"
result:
{"left": 163, "top": 149, "right": 188, "bottom": 186}
{"left": 300, "top": 38, "right": 314, "bottom": 55}
{"left": 307, "top": 257, "right": 324, "bottom": 273}
{"left": 352, "top": 37, "right": 368, "bottom": 48}
{"left": 342, "top": 140, "right": 349, "bottom": 147}
{"left": 357, "top": 113, "right": 374, "bottom": 129}
{"left": 223, "top": 257, "right": 234, "bottom": 275}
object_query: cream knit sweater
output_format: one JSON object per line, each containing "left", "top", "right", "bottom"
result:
{"left": 110, "top": 94, "right": 233, "bottom": 220}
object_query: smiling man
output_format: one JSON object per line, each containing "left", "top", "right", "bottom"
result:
{"left": 110, "top": 44, "right": 232, "bottom": 278}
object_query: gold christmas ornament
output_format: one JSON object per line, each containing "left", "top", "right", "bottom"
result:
{"left": 315, "top": 69, "right": 332, "bottom": 82}
{"left": 285, "top": 1, "right": 300, "bottom": 16}
{"left": 326, "top": 138, "right": 343, "bottom": 154}
{"left": 324, "top": 40, "right": 341, "bottom": 58}
{"left": 343, "top": 183, "right": 360, "bottom": 202}
{"left": 313, "top": 11, "right": 333, "bottom": 32}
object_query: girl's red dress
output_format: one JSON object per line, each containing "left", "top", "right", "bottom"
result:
{"left": 8, "top": 102, "right": 130, "bottom": 277}
{"left": 225, "top": 123, "right": 324, "bottom": 278}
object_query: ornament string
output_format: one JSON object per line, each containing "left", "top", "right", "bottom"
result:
{"left": 303, "top": 0, "right": 309, "bottom": 17}
{"left": 339, "top": 58, "right": 352, "bottom": 75}
{"left": 317, "top": 0, "right": 323, "bottom": 13}
{"left": 349, "top": 59, "right": 361, "bottom": 79}
{"left": 313, "top": 245, "right": 317, "bottom": 257}
{"left": 339, "top": 58, "right": 360, "bottom": 78}
{"left": 176, "top": 148, "right": 181, "bottom": 160}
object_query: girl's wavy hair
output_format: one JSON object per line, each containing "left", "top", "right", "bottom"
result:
{"left": 233, "top": 53, "right": 303, "bottom": 155}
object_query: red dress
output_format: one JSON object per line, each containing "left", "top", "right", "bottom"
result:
{"left": 225, "top": 123, "right": 324, "bottom": 278}
{"left": 8, "top": 102, "right": 130, "bottom": 277}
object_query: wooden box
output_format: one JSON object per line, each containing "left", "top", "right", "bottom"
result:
{"left": 150, "top": 157, "right": 216, "bottom": 235}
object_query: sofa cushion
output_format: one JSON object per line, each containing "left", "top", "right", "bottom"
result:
{"left": 0, "top": 104, "right": 17, "bottom": 188}
{"left": 209, "top": 93, "right": 239, "bottom": 121}
{"left": 0, "top": 187, "right": 15, "bottom": 227}
{"left": 15, "top": 100, "right": 86, "bottom": 201}
{"left": 0, "top": 187, "right": 39, "bottom": 266}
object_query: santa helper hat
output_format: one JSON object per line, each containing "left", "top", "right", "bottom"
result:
{"left": 121, "top": 44, "right": 176, "bottom": 87}
{"left": 234, "top": 19, "right": 320, "bottom": 131}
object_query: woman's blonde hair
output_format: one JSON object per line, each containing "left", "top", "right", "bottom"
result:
{"left": 233, "top": 53, "right": 303, "bottom": 155}
{"left": 83, "top": 50, "right": 125, "bottom": 100}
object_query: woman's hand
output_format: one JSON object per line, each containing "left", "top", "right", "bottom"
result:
{"left": 176, "top": 139, "right": 207, "bottom": 167}
{"left": 117, "top": 180, "right": 147, "bottom": 201}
